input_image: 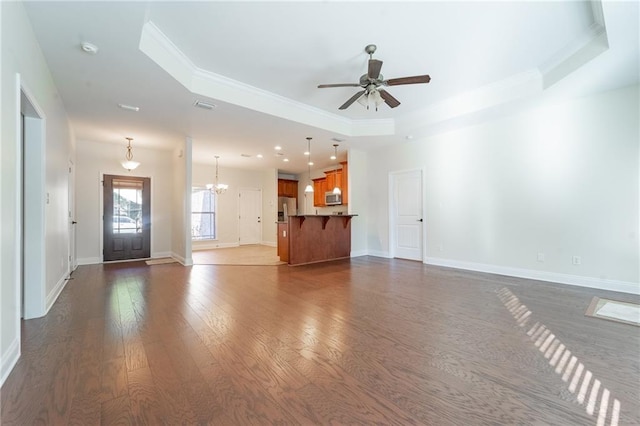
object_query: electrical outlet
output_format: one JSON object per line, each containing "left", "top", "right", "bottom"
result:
{"left": 537, "top": 252, "right": 545, "bottom": 262}
{"left": 572, "top": 256, "right": 581, "bottom": 265}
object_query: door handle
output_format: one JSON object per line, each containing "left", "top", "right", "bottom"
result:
{"left": 417, "top": 219, "right": 423, "bottom": 222}
{"left": 72, "top": 221, "right": 78, "bottom": 224}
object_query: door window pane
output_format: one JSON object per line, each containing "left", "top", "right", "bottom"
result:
{"left": 113, "top": 179, "right": 142, "bottom": 234}
{"left": 192, "top": 188, "right": 216, "bottom": 240}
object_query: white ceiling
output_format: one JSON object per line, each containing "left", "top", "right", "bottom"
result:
{"left": 23, "top": 1, "right": 639, "bottom": 174}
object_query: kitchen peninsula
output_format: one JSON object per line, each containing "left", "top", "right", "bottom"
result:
{"left": 277, "top": 214, "right": 356, "bottom": 265}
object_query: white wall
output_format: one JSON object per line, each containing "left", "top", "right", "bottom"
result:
{"left": 348, "top": 149, "right": 368, "bottom": 257}
{"left": 192, "top": 163, "right": 276, "bottom": 248}
{"left": 171, "top": 138, "right": 192, "bottom": 265}
{"left": 75, "top": 140, "right": 174, "bottom": 264}
{"left": 1, "top": 2, "right": 74, "bottom": 384}
{"left": 262, "top": 168, "right": 278, "bottom": 246}
{"left": 365, "top": 85, "right": 639, "bottom": 293}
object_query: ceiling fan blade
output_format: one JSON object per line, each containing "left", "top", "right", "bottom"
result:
{"left": 385, "top": 75, "right": 431, "bottom": 86}
{"left": 318, "top": 83, "right": 361, "bottom": 88}
{"left": 339, "top": 90, "right": 366, "bottom": 110}
{"left": 378, "top": 90, "right": 401, "bottom": 108}
{"left": 368, "top": 59, "right": 383, "bottom": 80}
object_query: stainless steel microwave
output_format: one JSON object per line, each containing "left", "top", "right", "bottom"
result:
{"left": 325, "top": 192, "right": 342, "bottom": 205}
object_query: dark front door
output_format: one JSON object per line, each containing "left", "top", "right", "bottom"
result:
{"left": 103, "top": 174, "right": 150, "bottom": 261}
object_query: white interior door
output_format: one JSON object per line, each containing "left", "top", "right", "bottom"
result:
{"left": 239, "top": 188, "right": 262, "bottom": 245}
{"left": 391, "top": 169, "right": 423, "bottom": 261}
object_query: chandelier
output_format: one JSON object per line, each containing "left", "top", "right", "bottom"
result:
{"left": 210, "top": 155, "right": 228, "bottom": 194}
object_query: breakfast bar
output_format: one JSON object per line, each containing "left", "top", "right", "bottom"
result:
{"left": 277, "top": 214, "right": 356, "bottom": 265}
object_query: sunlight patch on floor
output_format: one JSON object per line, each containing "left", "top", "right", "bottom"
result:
{"left": 497, "top": 288, "right": 620, "bottom": 426}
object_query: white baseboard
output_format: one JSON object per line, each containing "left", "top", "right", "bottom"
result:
{"left": 261, "top": 241, "right": 277, "bottom": 248}
{"left": 192, "top": 241, "right": 239, "bottom": 251}
{"left": 367, "top": 250, "right": 391, "bottom": 259}
{"left": 45, "top": 273, "right": 69, "bottom": 314}
{"left": 0, "top": 337, "right": 20, "bottom": 387}
{"left": 350, "top": 250, "right": 368, "bottom": 258}
{"left": 77, "top": 257, "right": 100, "bottom": 265}
{"left": 151, "top": 251, "right": 172, "bottom": 258}
{"left": 425, "top": 257, "right": 640, "bottom": 295}
{"left": 172, "top": 252, "right": 193, "bottom": 266}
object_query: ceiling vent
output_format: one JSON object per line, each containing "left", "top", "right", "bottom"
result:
{"left": 118, "top": 103, "right": 139, "bottom": 112}
{"left": 194, "top": 100, "right": 216, "bottom": 110}
{"left": 80, "top": 42, "right": 98, "bottom": 54}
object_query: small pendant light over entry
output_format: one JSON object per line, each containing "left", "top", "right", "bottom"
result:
{"left": 121, "top": 137, "right": 140, "bottom": 171}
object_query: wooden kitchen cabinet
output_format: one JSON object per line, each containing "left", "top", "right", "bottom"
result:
{"left": 311, "top": 161, "right": 348, "bottom": 207}
{"left": 278, "top": 179, "right": 298, "bottom": 198}
{"left": 312, "top": 178, "right": 327, "bottom": 206}
{"left": 340, "top": 161, "right": 348, "bottom": 205}
{"left": 325, "top": 169, "right": 342, "bottom": 192}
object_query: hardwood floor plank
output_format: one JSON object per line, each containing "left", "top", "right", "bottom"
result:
{"left": 2, "top": 258, "right": 638, "bottom": 425}
{"left": 100, "top": 356, "right": 128, "bottom": 403}
{"left": 100, "top": 394, "right": 133, "bottom": 426}
{"left": 144, "top": 340, "right": 200, "bottom": 424}
{"left": 127, "top": 366, "right": 167, "bottom": 425}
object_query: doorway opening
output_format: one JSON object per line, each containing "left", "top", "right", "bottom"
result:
{"left": 21, "top": 85, "right": 46, "bottom": 319}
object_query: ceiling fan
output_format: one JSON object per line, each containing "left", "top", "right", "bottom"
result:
{"left": 318, "top": 44, "right": 431, "bottom": 111}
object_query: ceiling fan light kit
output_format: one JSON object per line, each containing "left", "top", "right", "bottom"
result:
{"left": 318, "top": 44, "right": 431, "bottom": 111}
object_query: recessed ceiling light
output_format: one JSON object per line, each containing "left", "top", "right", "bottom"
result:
{"left": 194, "top": 100, "right": 216, "bottom": 110}
{"left": 257, "top": 154, "right": 263, "bottom": 159}
{"left": 283, "top": 158, "right": 289, "bottom": 162}
{"left": 118, "top": 103, "right": 140, "bottom": 112}
{"left": 275, "top": 146, "right": 282, "bottom": 151}
{"left": 308, "top": 161, "right": 314, "bottom": 166}
{"left": 80, "top": 42, "right": 98, "bottom": 54}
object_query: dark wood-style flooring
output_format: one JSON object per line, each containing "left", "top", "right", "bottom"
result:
{"left": 2, "top": 257, "right": 639, "bottom": 425}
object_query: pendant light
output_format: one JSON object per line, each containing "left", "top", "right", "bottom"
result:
{"left": 121, "top": 137, "right": 140, "bottom": 171}
{"left": 213, "top": 155, "right": 228, "bottom": 194}
{"left": 332, "top": 144, "right": 341, "bottom": 195}
{"left": 304, "top": 137, "right": 314, "bottom": 193}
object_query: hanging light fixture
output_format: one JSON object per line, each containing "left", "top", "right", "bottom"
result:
{"left": 213, "top": 155, "right": 228, "bottom": 194}
{"left": 121, "top": 137, "right": 140, "bottom": 171}
{"left": 332, "top": 144, "right": 341, "bottom": 195}
{"left": 304, "top": 137, "right": 314, "bottom": 193}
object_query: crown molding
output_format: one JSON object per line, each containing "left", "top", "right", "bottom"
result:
{"left": 139, "top": 21, "right": 394, "bottom": 137}
{"left": 396, "top": 69, "right": 543, "bottom": 135}
{"left": 539, "top": 20, "right": 608, "bottom": 89}
{"left": 140, "top": 0, "right": 608, "bottom": 141}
